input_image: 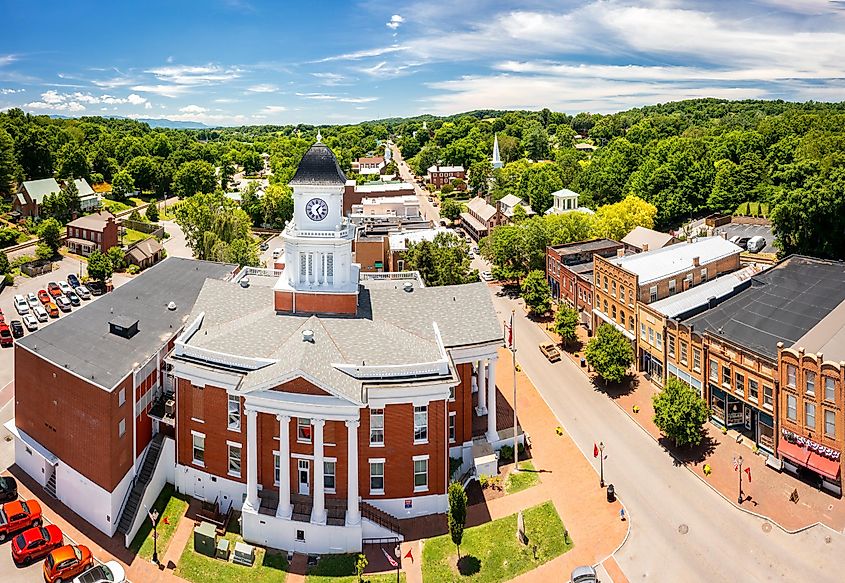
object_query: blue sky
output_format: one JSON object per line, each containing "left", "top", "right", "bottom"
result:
{"left": 1, "top": 0, "right": 844, "bottom": 126}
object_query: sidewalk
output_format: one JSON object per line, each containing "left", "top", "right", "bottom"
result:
{"left": 540, "top": 316, "right": 845, "bottom": 533}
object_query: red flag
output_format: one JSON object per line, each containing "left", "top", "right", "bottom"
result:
{"left": 593, "top": 443, "right": 599, "bottom": 458}
{"left": 163, "top": 516, "right": 170, "bottom": 525}
{"left": 382, "top": 548, "right": 398, "bottom": 568}
{"left": 404, "top": 548, "right": 413, "bottom": 563}
{"left": 745, "top": 467, "right": 752, "bottom": 483}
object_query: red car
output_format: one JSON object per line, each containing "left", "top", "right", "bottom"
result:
{"left": 47, "top": 282, "right": 62, "bottom": 298}
{"left": 0, "top": 324, "right": 12, "bottom": 348}
{"left": 11, "top": 524, "right": 63, "bottom": 565}
{"left": 43, "top": 544, "right": 93, "bottom": 583}
{"left": 0, "top": 499, "right": 42, "bottom": 542}
{"left": 38, "top": 289, "right": 51, "bottom": 304}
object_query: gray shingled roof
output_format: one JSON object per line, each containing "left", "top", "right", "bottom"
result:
{"left": 290, "top": 142, "right": 347, "bottom": 186}
{"left": 18, "top": 258, "right": 236, "bottom": 390}
{"left": 21, "top": 178, "right": 61, "bottom": 204}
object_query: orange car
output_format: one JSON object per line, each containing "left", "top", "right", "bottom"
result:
{"left": 45, "top": 302, "right": 59, "bottom": 318}
{"left": 43, "top": 544, "right": 93, "bottom": 583}
{"left": 38, "top": 289, "right": 51, "bottom": 304}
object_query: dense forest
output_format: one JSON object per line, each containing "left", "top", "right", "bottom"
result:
{"left": 1, "top": 98, "right": 844, "bottom": 260}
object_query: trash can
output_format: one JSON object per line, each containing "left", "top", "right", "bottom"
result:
{"left": 580, "top": 358, "right": 586, "bottom": 368}
{"left": 606, "top": 484, "right": 616, "bottom": 503}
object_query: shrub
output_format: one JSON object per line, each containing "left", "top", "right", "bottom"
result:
{"left": 127, "top": 264, "right": 140, "bottom": 275}
{"left": 441, "top": 184, "right": 455, "bottom": 195}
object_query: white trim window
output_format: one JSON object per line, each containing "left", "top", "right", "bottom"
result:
{"left": 786, "top": 395, "right": 797, "bottom": 421}
{"left": 805, "top": 402, "right": 816, "bottom": 430}
{"left": 324, "top": 461, "right": 336, "bottom": 492}
{"left": 413, "top": 405, "right": 428, "bottom": 443}
{"left": 370, "top": 408, "right": 384, "bottom": 446}
{"left": 192, "top": 432, "right": 205, "bottom": 466}
{"left": 825, "top": 410, "right": 836, "bottom": 438}
{"left": 413, "top": 456, "right": 429, "bottom": 492}
{"left": 227, "top": 443, "right": 242, "bottom": 477}
{"left": 825, "top": 377, "right": 836, "bottom": 402}
{"left": 369, "top": 460, "right": 385, "bottom": 494}
{"left": 449, "top": 412, "right": 457, "bottom": 443}
{"left": 227, "top": 395, "right": 241, "bottom": 431}
{"left": 118, "top": 418, "right": 126, "bottom": 438}
{"left": 297, "top": 417, "right": 312, "bottom": 443}
{"left": 273, "top": 453, "right": 281, "bottom": 486}
{"left": 806, "top": 371, "right": 816, "bottom": 396}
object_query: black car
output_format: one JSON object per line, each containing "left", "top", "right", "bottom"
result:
{"left": 67, "top": 273, "right": 81, "bottom": 288}
{"left": 66, "top": 290, "right": 81, "bottom": 306}
{"left": 88, "top": 281, "right": 105, "bottom": 296}
{"left": 9, "top": 320, "right": 24, "bottom": 339}
{"left": 0, "top": 476, "right": 17, "bottom": 503}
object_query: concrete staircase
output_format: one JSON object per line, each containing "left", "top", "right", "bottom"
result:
{"left": 360, "top": 501, "right": 402, "bottom": 536}
{"left": 116, "top": 433, "right": 165, "bottom": 536}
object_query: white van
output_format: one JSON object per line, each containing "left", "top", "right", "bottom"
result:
{"left": 746, "top": 236, "right": 766, "bottom": 253}
{"left": 272, "top": 247, "right": 283, "bottom": 259}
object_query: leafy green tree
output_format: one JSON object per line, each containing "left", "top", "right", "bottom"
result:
{"left": 172, "top": 160, "right": 216, "bottom": 198}
{"left": 241, "top": 150, "right": 263, "bottom": 175}
{"left": 355, "top": 553, "right": 368, "bottom": 583}
{"left": 523, "top": 123, "right": 550, "bottom": 160}
{"left": 447, "top": 482, "right": 467, "bottom": 560}
{"left": 175, "top": 191, "right": 258, "bottom": 265}
{"left": 0, "top": 250, "right": 9, "bottom": 274}
{"left": 554, "top": 305, "right": 579, "bottom": 347}
{"left": 591, "top": 195, "right": 657, "bottom": 240}
{"left": 571, "top": 112, "right": 596, "bottom": 135}
{"left": 440, "top": 198, "right": 464, "bottom": 222}
{"left": 404, "top": 233, "right": 477, "bottom": 286}
{"left": 145, "top": 201, "right": 160, "bottom": 222}
{"left": 18, "top": 125, "right": 54, "bottom": 179}
{"left": 521, "top": 162, "right": 563, "bottom": 214}
{"left": 521, "top": 270, "right": 551, "bottom": 315}
{"left": 708, "top": 153, "right": 768, "bottom": 214}
{"left": 496, "top": 134, "right": 520, "bottom": 165}
{"left": 111, "top": 170, "right": 135, "bottom": 201}
{"left": 261, "top": 184, "right": 294, "bottom": 228}
{"left": 585, "top": 324, "right": 634, "bottom": 384}
{"left": 35, "top": 243, "right": 53, "bottom": 260}
{"left": 56, "top": 143, "right": 90, "bottom": 180}
{"left": 108, "top": 246, "right": 126, "bottom": 271}
{"left": 38, "top": 218, "right": 62, "bottom": 255}
{"left": 40, "top": 181, "right": 79, "bottom": 224}
{"left": 510, "top": 204, "right": 527, "bottom": 223}
{"left": 240, "top": 182, "right": 264, "bottom": 225}
{"left": 126, "top": 156, "right": 159, "bottom": 193}
{"left": 652, "top": 377, "right": 709, "bottom": 447}
{"left": 87, "top": 249, "right": 113, "bottom": 283}
{"left": 575, "top": 138, "right": 642, "bottom": 207}
{"left": 0, "top": 128, "right": 20, "bottom": 196}
{"left": 480, "top": 224, "right": 528, "bottom": 283}
{"left": 468, "top": 160, "right": 492, "bottom": 196}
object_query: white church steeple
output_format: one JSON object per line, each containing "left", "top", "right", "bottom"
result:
{"left": 492, "top": 133, "right": 503, "bottom": 169}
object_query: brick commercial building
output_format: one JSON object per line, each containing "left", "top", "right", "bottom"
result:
{"left": 621, "top": 226, "right": 678, "bottom": 253}
{"left": 9, "top": 138, "right": 509, "bottom": 554}
{"left": 342, "top": 180, "right": 415, "bottom": 215}
{"left": 65, "top": 210, "right": 119, "bottom": 256}
{"left": 460, "top": 197, "right": 500, "bottom": 242}
{"left": 13, "top": 178, "right": 61, "bottom": 218}
{"left": 426, "top": 164, "right": 466, "bottom": 189}
{"left": 593, "top": 237, "right": 743, "bottom": 341}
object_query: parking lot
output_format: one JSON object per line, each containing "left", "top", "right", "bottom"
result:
{"left": 712, "top": 222, "right": 777, "bottom": 253}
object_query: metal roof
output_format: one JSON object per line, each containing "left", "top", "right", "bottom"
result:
{"left": 621, "top": 226, "right": 675, "bottom": 250}
{"left": 466, "top": 197, "right": 497, "bottom": 222}
{"left": 21, "top": 178, "right": 61, "bottom": 204}
{"left": 610, "top": 237, "right": 742, "bottom": 284}
{"left": 648, "top": 265, "right": 761, "bottom": 320}
{"left": 290, "top": 142, "right": 347, "bottom": 186}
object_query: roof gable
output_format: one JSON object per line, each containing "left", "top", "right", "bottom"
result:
{"left": 22, "top": 178, "right": 61, "bottom": 204}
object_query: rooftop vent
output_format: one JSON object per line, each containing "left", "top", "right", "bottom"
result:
{"left": 403, "top": 281, "right": 414, "bottom": 292}
{"left": 240, "top": 277, "right": 250, "bottom": 288}
{"left": 167, "top": 301, "right": 177, "bottom": 311}
{"left": 302, "top": 329, "right": 315, "bottom": 343}
{"left": 109, "top": 316, "right": 139, "bottom": 339}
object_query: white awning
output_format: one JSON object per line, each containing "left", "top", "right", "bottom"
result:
{"left": 3, "top": 420, "right": 59, "bottom": 465}
{"left": 592, "top": 309, "right": 636, "bottom": 341}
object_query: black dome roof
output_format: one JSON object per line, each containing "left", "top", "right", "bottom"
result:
{"left": 290, "top": 141, "right": 347, "bottom": 186}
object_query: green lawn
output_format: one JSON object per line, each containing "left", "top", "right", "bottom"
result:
{"left": 307, "top": 554, "right": 406, "bottom": 583}
{"left": 129, "top": 484, "right": 189, "bottom": 561}
{"left": 421, "top": 501, "right": 571, "bottom": 583}
{"left": 102, "top": 199, "right": 133, "bottom": 213}
{"left": 123, "top": 228, "right": 150, "bottom": 246}
{"left": 128, "top": 196, "right": 146, "bottom": 207}
{"left": 504, "top": 461, "right": 541, "bottom": 495}
{"left": 176, "top": 527, "right": 288, "bottom": 583}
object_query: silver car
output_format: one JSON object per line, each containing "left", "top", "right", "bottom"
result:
{"left": 22, "top": 314, "right": 38, "bottom": 331}
{"left": 75, "top": 285, "right": 91, "bottom": 300}
{"left": 33, "top": 305, "right": 49, "bottom": 322}
{"left": 571, "top": 565, "right": 598, "bottom": 583}
{"left": 26, "top": 292, "right": 40, "bottom": 309}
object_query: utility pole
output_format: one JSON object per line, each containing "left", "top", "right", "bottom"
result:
{"left": 599, "top": 441, "right": 605, "bottom": 488}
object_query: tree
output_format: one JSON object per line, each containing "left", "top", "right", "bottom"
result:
{"left": 585, "top": 324, "right": 634, "bottom": 384}
{"left": 440, "top": 198, "right": 464, "bottom": 222}
{"left": 447, "top": 482, "right": 467, "bottom": 560}
{"left": 107, "top": 246, "right": 126, "bottom": 272}
{"left": 523, "top": 123, "right": 550, "bottom": 160}
{"left": 511, "top": 204, "right": 527, "bottom": 223}
{"left": 521, "top": 270, "right": 551, "bottom": 315}
{"left": 111, "top": 170, "right": 135, "bottom": 201}
{"left": 0, "top": 128, "right": 20, "bottom": 196}
{"left": 468, "top": 160, "right": 492, "bottom": 196}
{"left": 172, "top": 160, "right": 216, "bottom": 198}
{"left": 355, "top": 553, "right": 368, "bottom": 583}
{"left": 175, "top": 191, "right": 259, "bottom": 266}
{"left": 126, "top": 156, "right": 159, "bottom": 193}
{"left": 87, "top": 249, "right": 113, "bottom": 283}
{"left": 145, "top": 201, "right": 160, "bottom": 222}
{"left": 261, "top": 184, "right": 294, "bottom": 228}
{"left": 404, "top": 233, "right": 477, "bottom": 286}
{"left": 652, "top": 377, "right": 709, "bottom": 447}
{"left": 482, "top": 224, "right": 529, "bottom": 283}
{"left": 0, "top": 250, "right": 9, "bottom": 275}
{"left": 554, "top": 305, "right": 579, "bottom": 347}
{"left": 56, "top": 143, "right": 90, "bottom": 180}
{"left": 591, "top": 195, "right": 657, "bottom": 240}
{"left": 38, "top": 218, "right": 62, "bottom": 255}
{"left": 35, "top": 243, "right": 53, "bottom": 260}
{"left": 241, "top": 150, "right": 263, "bottom": 175}
{"left": 521, "top": 162, "right": 564, "bottom": 215}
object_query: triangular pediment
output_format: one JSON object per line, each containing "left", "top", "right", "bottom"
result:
{"left": 270, "top": 376, "right": 332, "bottom": 397}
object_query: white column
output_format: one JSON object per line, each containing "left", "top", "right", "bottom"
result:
{"left": 471, "top": 363, "right": 478, "bottom": 393}
{"left": 345, "top": 419, "right": 360, "bottom": 525}
{"left": 486, "top": 357, "right": 498, "bottom": 442}
{"left": 322, "top": 253, "right": 328, "bottom": 286}
{"left": 245, "top": 409, "right": 259, "bottom": 511}
{"left": 476, "top": 359, "right": 488, "bottom": 415}
{"left": 276, "top": 415, "right": 292, "bottom": 519}
{"left": 311, "top": 418, "right": 327, "bottom": 524}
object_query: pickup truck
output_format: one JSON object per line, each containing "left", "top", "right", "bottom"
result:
{"left": 539, "top": 342, "right": 561, "bottom": 362}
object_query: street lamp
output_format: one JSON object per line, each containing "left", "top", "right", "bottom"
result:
{"left": 149, "top": 508, "right": 160, "bottom": 565}
{"left": 599, "top": 441, "right": 605, "bottom": 488}
{"left": 394, "top": 544, "right": 401, "bottom": 583}
{"left": 735, "top": 455, "right": 744, "bottom": 504}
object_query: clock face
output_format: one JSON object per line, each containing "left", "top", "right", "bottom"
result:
{"left": 305, "top": 198, "right": 329, "bottom": 221}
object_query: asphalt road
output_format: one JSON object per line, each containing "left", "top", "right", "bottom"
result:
{"left": 487, "top": 287, "right": 843, "bottom": 582}
{"left": 390, "top": 143, "right": 441, "bottom": 224}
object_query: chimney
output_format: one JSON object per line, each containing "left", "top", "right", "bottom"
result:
{"left": 722, "top": 232, "right": 727, "bottom": 239}
{"left": 616, "top": 248, "right": 624, "bottom": 258}
{"left": 693, "top": 256, "right": 700, "bottom": 267}
{"left": 642, "top": 243, "right": 649, "bottom": 252}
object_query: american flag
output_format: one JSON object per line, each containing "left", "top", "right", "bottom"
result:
{"left": 382, "top": 548, "right": 398, "bottom": 568}
{"left": 504, "top": 310, "right": 515, "bottom": 349}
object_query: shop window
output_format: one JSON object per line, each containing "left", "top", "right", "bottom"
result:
{"left": 786, "top": 395, "right": 797, "bottom": 421}
{"left": 709, "top": 359, "right": 718, "bottom": 381}
{"left": 825, "top": 377, "right": 836, "bottom": 402}
{"left": 786, "top": 364, "right": 796, "bottom": 388}
{"left": 805, "top": 402, "right": 816, "bottom": 430}
{"left": 748, "top": 379, "right": 759, "bottom": 402}
{"left": 825, "top": 410, "right": 836, "bottom": 438}
{"left": 763, "top": 385, "right": 773, "bottom": 409}
{"left": 735, "top": 372, "right": 745, "bottom": 395}
{"left": 806, "top": 371, "right": 816, "bottom": 396}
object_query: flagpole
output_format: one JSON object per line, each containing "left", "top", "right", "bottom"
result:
{"left": 512, "top": 309, "right": 519, "bottom": 472}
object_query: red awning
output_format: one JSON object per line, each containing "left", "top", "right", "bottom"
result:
{"left": 807, "top": 452, "right": 842, "bottom": 481}
{"left": 778, "top": 440, "right": 811, "bottom": 466}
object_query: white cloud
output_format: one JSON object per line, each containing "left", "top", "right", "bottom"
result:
{"left": 386, "top": 14, "right": 404, "bottom": 30}
{"left": 313, "top": 45, "right": 405, "bottom": 63}
{"left": 179, "top": 104, "right": 208, "bottom": 113}
{"left": 144, "top": 101, "right": 153, "bottom": 109}
{"left": 246, "top": 83, "right": 278, "bottom": 93}
{"left": 0, "top": 88, "right": 24, "bottom": 94}
{"left": 294, "top": 93, "right": 377, "bottom": 103}
{"left": 147, "top": 63, "right": 242, "bottom": 85}
{"left": 296, "top": 92, "right": 337, "bottom": 100}
{"left": 260, "top": 105, "right": 287, "bottom": 114}
{"left": 0, "top": 55, "right": 18, "bottom": 67}
{"left": 131, "top": 84, "right": 191, "bottom": 98}
{"left": 337, "top": 96, "right": 378, "bottom": 103}
{"left": 311, "top": 72, "right": 348, "bottom": 86}
{"left": 25, "top": 99, "right": 86, "bottom": 112}
{"left": 127, "top": 93, "right": 147, "bottom": 105}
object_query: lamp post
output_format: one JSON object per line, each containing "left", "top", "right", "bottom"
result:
{"left": 394, "top": 544, "right": 401, "bottom": 583}
{"left": 735, "top": 455, "right": 744, "bottom": 504}
{"left": 599, "top": 441, "right": 605, "bottom": 488}
{"left": 149, "top": 508, "right": 160, "bottom": 565}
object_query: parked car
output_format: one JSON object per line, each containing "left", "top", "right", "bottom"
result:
{"left": 10, "top": 320, "right": 24, "bottom": 337}
{"left": 0, "top": 499, "right": 42, "bottom": 542}
{"left": 73, "top": 560, "right": 126, "bottom": 583}
{"left": 47, "top": 282, "right": 62, "bottom": 297}
{"left": 747, "top": 236, "right": 766, "bottom": 253}
{"left": 571, "top": 565, "right": 598, "bottom": 583}
{"left": 0, "top": 324, "right": 12, "bottom": 347}
{"left": 0, "top": 308, "right": 4, "bottom": 324}
{"left": 0, "top": 476, "right": 17, "bottom": 503}
{"left": 13, "top": 294, "right": 29, "bottom": 315}
{"left": 75, "top": 286, "right": 91, "bottom": 300}
{"left": 45, "top": 302, "right": 59, "bottom": 318}
{"left": 56, "top": 296, "right": 72, "bottom": 312}
{"left": 23, "top": 314, "right": 39, "bottom": 331}
{"left": 480, "top": 271, "right": 493, "bottom": 281}
{"left": 67, "top": 273, "right": 81, "bottom": 288}
{"left": 26, "top": 292, "right": 40, "bottom": 309}
{"left": 38, "top": 289, "right": 51, "bottom": 304}
{"left": 539, "top": 342, "right": 561, "bottom": 362}
{"left": 87, "top": 281, "right": 105, "bottom": 296}
{"left": 44, "top": 544, "right": 93, "bottom": 583}
{"left": 259, "top": 242, "right": 269, "bottom": 251}
{"left": 11, "top": 524, "right": 63, "bottom": 565}
{"left": 728, "top": 235, "right": 750, "bottom": 249}
{"left": 66, "top": 290, "right": 81, "bottom": 306}
{"left": 58, "top": 281, "right": 74, "bottom": 295}
{"left": 33, "top": 305, "right": 49, "bottom": 322}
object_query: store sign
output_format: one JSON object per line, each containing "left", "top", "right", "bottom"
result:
{"left": 727, "top": 401, "right": 744, "bottom": 426}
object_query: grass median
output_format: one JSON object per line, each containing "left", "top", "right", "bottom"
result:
{"left": 128, "top": 483, "right": 188, "bottom": 561}
{"left": 307, "top": 553, "right": 407, "bottom": 582}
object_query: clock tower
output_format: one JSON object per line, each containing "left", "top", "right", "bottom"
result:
{"left": 274, "top": 136, "right": 359, "bottom": 314}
